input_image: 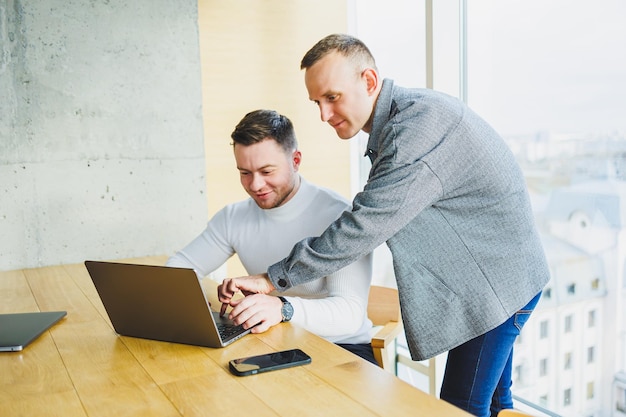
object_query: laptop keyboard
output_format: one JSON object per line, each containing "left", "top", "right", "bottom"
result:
{"left": 217, "top": 322, "right": 245, "bottom": 340}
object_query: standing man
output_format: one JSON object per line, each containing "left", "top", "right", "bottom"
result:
{"left": 169, "top": 109, "right": 376, "bottom": 364}
{"left": 219, "top": 35, "right": 549, "bottom": 417}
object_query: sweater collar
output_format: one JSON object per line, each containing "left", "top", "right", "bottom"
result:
{"left": 261, "top": 177, "right": 313, "bottom": 222}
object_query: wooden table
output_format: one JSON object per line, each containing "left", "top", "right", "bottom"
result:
{"left": 1, "top": 257, "right": 470, "bottom": 416}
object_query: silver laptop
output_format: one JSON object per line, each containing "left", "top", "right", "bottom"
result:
{"left": 84, "top": 261, "right": 251, "bottom": 348}
{"left": 0, "top": 311, "right": 67, "bottom": 352}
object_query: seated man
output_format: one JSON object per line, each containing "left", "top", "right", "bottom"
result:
{"left": 167, "top": 109, "right": 375, "bottom": 363}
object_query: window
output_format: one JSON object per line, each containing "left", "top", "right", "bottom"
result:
{"left": 461, "top": 2, "right": 626, "bottom": 416}
{"left": 617, "top": 385, "right": 626, "bottom": 413}
{"left": 539, "top": 358, "right": 548, "bottom": 377}
{"left": 587, "top": 382, "right": 595, "bottom": 400}
{"left": 587, "top": 346, "right": 595, "bottom": 364}
{"left": 564, "top": 315, "right": 573, "bottom": 333}
{"left": 569, "top": 210, "right": 590, "bottom": 228}
{"left": 564, "top": 388, "right": 572, "bottom": 406}
{"left": 540, "top": 320, "right": 549, "bottom": 339}
{"left": 514, "top": 364, "right": 523, "bottom": 384}
{"left": 351, "top": 2, "right": 626, "bottom": 416}
{"left": 543, "top": 287, "right": 551, "bottom": 300}
{"left": 588, "top": 310, "right": 596, "bottom": 328}
{"left": 591, "top": 278, "right": 600, "bottom": 290}
{"left": 567, "top": 283, "right": 576, "bottom": 295}
{"left": 564, "top": 352, "right": 572, "bottom": 370}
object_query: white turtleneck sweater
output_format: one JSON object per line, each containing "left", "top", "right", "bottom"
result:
{"left": 166, "top": 178, "right": 373, "bottom": 344}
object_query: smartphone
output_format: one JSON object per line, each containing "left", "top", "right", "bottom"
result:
{"left": 228, "top": 348, "right": 312, "bottom": 376}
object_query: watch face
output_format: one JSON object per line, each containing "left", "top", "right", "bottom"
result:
{"left": 280, "top": 298, "right": 294, "bottom": 321}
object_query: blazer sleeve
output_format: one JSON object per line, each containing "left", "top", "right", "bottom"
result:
{"left": 268, "top": 125, "right": 446, "bottom": 290}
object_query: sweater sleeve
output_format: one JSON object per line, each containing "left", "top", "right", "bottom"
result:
{"left": 165, "top": 207, "right": 235, "bottom": 278}
{"left": 282, "top": 253, "right": 373, "bottom": 343}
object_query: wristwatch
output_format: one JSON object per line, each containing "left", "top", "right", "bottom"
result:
{"left": 278, "top": 296, "right": 294, "bottom": 322}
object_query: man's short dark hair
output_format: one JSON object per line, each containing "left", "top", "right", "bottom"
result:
{"left": 231, "top": 109, "right": 298, "bottom": 153}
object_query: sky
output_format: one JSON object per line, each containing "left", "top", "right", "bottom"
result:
{"left": 468, "top": 0, "right": 626, "bottom": 136}
{"left": 353, "top": 0, "right": 626, "bottom": 137}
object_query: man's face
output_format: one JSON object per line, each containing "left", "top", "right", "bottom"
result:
{"left": 304, "top": 51, "right": 376, "bottom": 139}
{"left": 234, "top": 138, "right": 301, "bottom": 210}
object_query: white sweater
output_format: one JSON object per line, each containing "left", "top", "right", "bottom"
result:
{"left": 166, "top": 178, "right": 373, "bottom": 344}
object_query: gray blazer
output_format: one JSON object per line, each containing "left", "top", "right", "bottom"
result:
{"left": 268, "top": 79, "right": 549, "bottom": 360}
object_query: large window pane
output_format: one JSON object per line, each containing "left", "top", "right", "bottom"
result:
{"left": 467, "top": 1, "right": 626, "bottom": 416}
{"left": 349, "top": 2, "right": 626, "bottom": 415}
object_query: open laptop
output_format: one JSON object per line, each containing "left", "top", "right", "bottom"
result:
{"left": 84, "top": 260, "right": 251, "bottom": 348}
{"left": 0, "top": 311, "right": 67, "bottom": 352}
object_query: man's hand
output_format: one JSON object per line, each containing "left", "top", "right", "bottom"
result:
{"left": 224, "top": 294, "right": 283, "bottom": 333}
{"left": 218, "top": 273, "right": 276, "bottom": 317}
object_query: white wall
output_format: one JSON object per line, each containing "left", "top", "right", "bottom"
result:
{"left": 0, "top": 0, "right": 207, "bottom": 270}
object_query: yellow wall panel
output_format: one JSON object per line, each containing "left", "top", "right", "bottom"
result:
{"left": 198, "top": 1, "right": 349, "bottom": 276}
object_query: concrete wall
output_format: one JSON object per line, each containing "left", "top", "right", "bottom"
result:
{"left": 0, "top": 0, "right": 207, "bottom": 270}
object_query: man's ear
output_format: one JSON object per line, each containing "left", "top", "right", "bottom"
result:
{"left": 362, "top": 68, "right": 379, "bottom": 96}
{"left": 292, "top": 150, "right": 302, "bottom": 170}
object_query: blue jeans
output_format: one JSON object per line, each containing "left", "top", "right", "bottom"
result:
{"left": 439, "top": 292, "right": 541, "bottom": 417}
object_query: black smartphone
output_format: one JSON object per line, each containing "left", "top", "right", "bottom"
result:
{"left": 228, "top": 348, "right": 312, "bottom": 376}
